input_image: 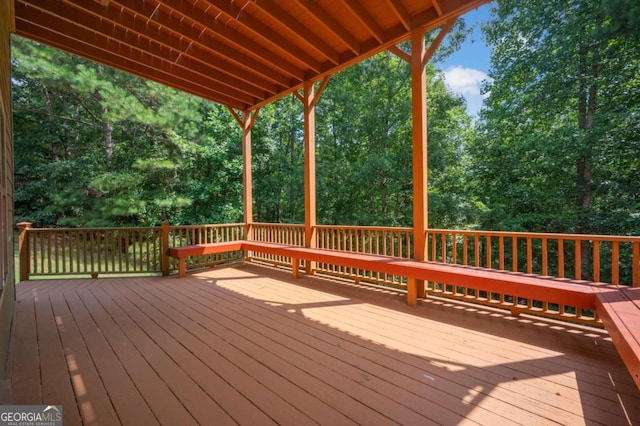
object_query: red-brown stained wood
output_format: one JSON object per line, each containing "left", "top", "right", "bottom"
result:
{"left": 9, "top": 265, "right": 640, "bottom": 425}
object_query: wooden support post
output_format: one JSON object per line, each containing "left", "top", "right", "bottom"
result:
{"left": 295, "top": 77, "right": 330, "bottom": 275}
{"left": 411, "top": 28, "right": 428, "bottom": 302}
{"left": 17, "top": 222, "right": 31, "bottom": 282}
{"left": 228, "top": 106, "right": 260, "bottom": 260}
{"left": 302, "top": 82, "right": 316, "bottom": 274}
{"left": 160, "top": 221, "right": 169, "bottom": 276}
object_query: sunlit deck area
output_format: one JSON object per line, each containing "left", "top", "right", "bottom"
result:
{"left": 8, "top": 263, "right": 640, "bottom": 425}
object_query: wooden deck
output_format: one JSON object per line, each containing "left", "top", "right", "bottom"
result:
{"left": 7, "top": 263, "right": 640, "bottom": 425}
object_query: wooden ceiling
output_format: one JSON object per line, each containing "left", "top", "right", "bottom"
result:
{"left": 12, "top": 0, "right": 488, "bottom": 110}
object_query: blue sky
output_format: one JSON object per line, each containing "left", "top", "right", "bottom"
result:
{"left": 435, "top": 3, "right": 493, "bottom": 117}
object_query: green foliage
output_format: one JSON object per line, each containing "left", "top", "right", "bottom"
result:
{"left": 472, "top": 0, "right": 640, "bottom": 235}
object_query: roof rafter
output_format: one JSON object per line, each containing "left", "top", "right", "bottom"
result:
{"left": 15, "top": 19, "right": 248, "bottom": 109}
{"left": 385, "top": 0, "right": 411, "bottom": 31}
{"left": 293, "top": 0, "right": 360, "bottom": 55}
{"left": 13, "top": 0, "right": 491, "bottom": 110}
{"left": 200, "top": 0, "right": 322, "bottom": 73}
{"left": 145, "top": 0, "right": 305, "bottom": 81}
{"left": 337, "top": 0, "right": 385, "bottom": 44}
{"left": 105, "top": 0, "right": 294, "bottom": 87}
{"left": 432, "top": 0, "right": 444, "bottom": 16}
{"left": 23, "top": 0, "right": 271, "bottom": 101}
{"left": 64, "top": 0, "right": 281, "bottom": 96}
{"left": 247, "top": 0, "right": 340, "bottom": 65}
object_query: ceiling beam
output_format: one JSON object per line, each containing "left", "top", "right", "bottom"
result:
{"left": 248, "top": 0, "right": 340, "bottom": 65}
{"left": 23, "top": 0, "right": 271, "bottom": 100}
{"left": 200, "top": 0, "right": 322, "bottom": 73}
{"left": 107, "top": 0, "right": 297, "bottom": 86}
{"left": 337, "top": 0, "right": 385, "bottom": 44}
{"left": 143, "top": 0, "right": 305, "bottom": 81}
{"left": 432, "top": 0, "right": 444, "bottom": 16}
{"left": 385, "top": 0, "right": 411, "bottom": 31}
{"left": 62, "top": 1, "right": 281, "bottom": 96}
{"left": 16, "top": 0, "right": 255, "bottom": 103}
{"left": 15, "top": 19, "right": 249, "bottom": 109}
{"left": 293, "top": 0, "right": 360, "bottom": 55}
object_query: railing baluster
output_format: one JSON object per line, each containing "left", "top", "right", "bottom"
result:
{"left": 498, "top": 236, "right": 504, "bottom": 270}
{"left": 558, "top": 239, "right": 565, "bottom": 278}
{"left": 633, "top": 242, "right": 639, "bottom": 287}
{"left": 474, "top": 233, "right": 480, "bottom": 267}
{"left": 542, "top": 238, "right": 548, "bottom": 276}
{"left": 526, "top": 237, "right": 532, "bottom": 274}
{"left": 575, "top": 241, "right": 581, "bottom": 280}
{"left": 463, "top": 234, "right": 468, "bottom": 266}
{"left": 512, "top": 236, "right": 518, "bottom": 272}
{"left": 485, "top": 235, "right": 491, "bottom": 269}
{"left": 593, "top": 240, "right": 600, "bottom": 282}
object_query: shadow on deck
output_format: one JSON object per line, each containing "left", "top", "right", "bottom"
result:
{"left": 7, "top": 263, "right": 640, "bottom": 425}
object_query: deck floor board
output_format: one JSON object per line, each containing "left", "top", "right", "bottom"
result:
{"left": 9, "top": 264, "right": 640, "bottom": 425}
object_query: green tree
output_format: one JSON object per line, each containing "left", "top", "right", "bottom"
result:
{"left": 472, "top": 0, "right": 640, "bottom": 236}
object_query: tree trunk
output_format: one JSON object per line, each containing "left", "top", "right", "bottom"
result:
{"left": 576, "top": 35, "right": 599, "bottom": 280}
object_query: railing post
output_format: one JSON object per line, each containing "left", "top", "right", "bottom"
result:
{"left": 17, "top": 222, "right": 31, "bottom": 282}
{"left": 160, "top": 221, "right": 170, "bottom": 276}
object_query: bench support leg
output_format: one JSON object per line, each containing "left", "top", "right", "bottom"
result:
{"left": 179, "top": 258, "right": 186, "bottom": 278}
{"left": 416, "top": 279, "right": 425, "bottom": 299}
{"left": 407, "top": 277, "right": 418, "bottom": 306}
{"left": 292, "top": 258, "right": 300, "bottom": 278}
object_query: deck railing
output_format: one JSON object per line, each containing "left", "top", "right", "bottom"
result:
{"left": 17, "top": 221, "right": 639, "bottom": 325}
{"left": 17, "top": 222, "right": 245, "bottom": 280}
{"left": 315, "top": 225, "right": 414, "bottom": 288}
{"left": 425, "top": 229, "right": 640, "bottom": 287}
{"left": 248, "top": 222, "right": 305, "bottom": 266}
{"left": 17, "top": 222, "right": 640, "bottom": 289}
{"left": 18, "top": 224, "right": 164, "bottom": 279}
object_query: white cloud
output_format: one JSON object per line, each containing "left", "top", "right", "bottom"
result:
{"left": 442, "top": 66, "right": 491, "bottom": 117}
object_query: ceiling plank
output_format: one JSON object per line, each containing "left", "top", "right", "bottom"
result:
{"left": 108, "top": 0, "right": 302, "bottom": 85}
{"left": 15, "top": 19, "right": 249, "bottom": 109}
{"left": 142, "top": 0, "right": 305, "bottom": 81}
{"left": 248, "top": 0, "right": 340, "bottom": 65}
{"left": 16, "top": 0, "right": 255, "bottom": 103}
{"left": 336, "top": 0, "right": 385, "bottom": 44}
{"left": 385, "top": 0, "right": 411, "bottom": 30}
{"left": 23, "top": 0, "right": 271, "bottom": 100}
{"left": 199, "top": 0, "right": 322, "bottom": 73}
{"left": 293, "top": 0, "right": 360, "bottom": 55}
{"left": 64, "top": 1, "right": 281, "bottom": 95}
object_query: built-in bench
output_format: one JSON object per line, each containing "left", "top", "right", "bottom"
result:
{"left": 168, "top": 239, "right": 640, "bottom": 390}
{"left": 169, "top": 240, "right": 598, "bottom": 307}
{"left": 595, "top": 287, "right": 640, "bottom": 390}
{"left": 167, "top": 241, "right": 244, "bottom": 279}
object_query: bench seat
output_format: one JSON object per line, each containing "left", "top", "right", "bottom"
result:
{"left": 168, "top": 241, "right": 244, "bottom": 278}
{"left": 242, "top": 241, "right": 599, "bottom": 309}
{"left": 596, "top": 287, "right": 640, "bottom": 390}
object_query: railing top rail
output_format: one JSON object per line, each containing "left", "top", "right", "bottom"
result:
{"left": 169, "top": 223, "right": 244, "bottom": 230}
{"left": 316, "top": 225, "right": 413, "bottom": 232}
{"left": 250, "top": 222, "right": 304, "bottom": 227}
{"left": 25, "top": 226, "right": 161, "bottom": 232}
{"left": 427, "top": 228, "right": 640, "bottom": 242}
